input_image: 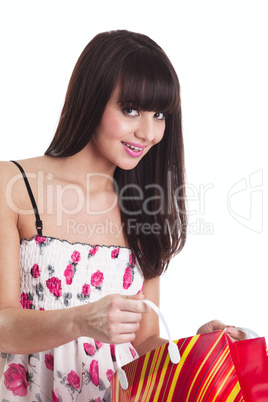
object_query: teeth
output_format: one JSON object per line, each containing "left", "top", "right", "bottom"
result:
{"left": 124, "top": 143, "right": 142, "bottom": 152}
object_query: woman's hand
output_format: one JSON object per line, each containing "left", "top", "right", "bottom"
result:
{"left": 79, "top": 293, "right": 149, "bottom": 344}
{"left": 197, "top": 320, "right": 247, "bottom": 341}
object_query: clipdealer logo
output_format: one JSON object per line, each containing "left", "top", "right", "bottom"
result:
{"left": 5, "top": 169, "right": 264, "bottom": 235}
{"left": 227, "top": 170, "right": 263, "bottom": 233}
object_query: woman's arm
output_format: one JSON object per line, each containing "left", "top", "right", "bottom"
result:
{"left": 0, "top": 294, "right": 148, "bottom": 354}
{"left": 0, "top": 162, "right": 147, "bottom": 354}
{"left": 0, "top": 162, "right": 81, "bottom": 353}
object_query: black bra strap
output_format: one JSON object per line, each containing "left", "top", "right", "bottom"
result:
{"left": 10, "top": 161, "right": 43, "bottom": 236}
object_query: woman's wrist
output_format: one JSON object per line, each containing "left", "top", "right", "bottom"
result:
{"left": 70, "top": 304, "right": 89, "bottom": 339}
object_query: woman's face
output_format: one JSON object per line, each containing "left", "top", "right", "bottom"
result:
{"left": 90, "top": 88, "right": 166, "bottom": 171}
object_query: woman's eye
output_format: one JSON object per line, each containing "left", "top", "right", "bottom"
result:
{"left": 154, "top": 112, "right": 165, "bottom": 120}
{"left": 123, "top": 108, "right": 139, "bottom": 116}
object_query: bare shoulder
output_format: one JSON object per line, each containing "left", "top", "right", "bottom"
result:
{"left": 0, "top": 156, "right": 58, "bottom": 193}
{"left": 3, "top": 155, "right": 54, "bottom": 172}
{"left": 0, "top": 156, "right": 50, "bottom": 178}
{"left": 0, "top": 160, "right": 20, "bottom": 182}
{"left": 0, "top": 156, "right": 53, "bottom": 214}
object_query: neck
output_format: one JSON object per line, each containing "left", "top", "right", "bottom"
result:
{"left": 53, "top": 146, "right": 116, "bottom": 192}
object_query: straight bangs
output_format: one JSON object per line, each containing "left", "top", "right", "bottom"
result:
{"left": 117, "top": 48, "right": 180, "bottom": 116}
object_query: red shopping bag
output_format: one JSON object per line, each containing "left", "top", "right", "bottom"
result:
{"left": 228, "top": 335, "right": 268, "bottom": 401}
{"left": 111, "top": 301, "right": 268, "bottom": 401}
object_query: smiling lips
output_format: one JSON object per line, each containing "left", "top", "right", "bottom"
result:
{"left": 122, "top": 141, "right": 147, "bottom": 157}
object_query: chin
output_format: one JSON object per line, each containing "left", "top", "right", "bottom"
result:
{"left": 117, "top": 160, "right": 141, "bottom": 171}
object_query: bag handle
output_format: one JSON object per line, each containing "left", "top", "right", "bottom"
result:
{"left": 115, "top": 299, "right": 180, "bottom": 390}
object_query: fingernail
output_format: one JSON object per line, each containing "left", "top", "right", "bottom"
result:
{"left": 225, "top": 329, "right": 233, "bottom": 335}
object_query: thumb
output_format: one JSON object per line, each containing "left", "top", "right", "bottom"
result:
{"left": 126, "top": 292, "right": 145, "bottom": 301}
{"left": 126, "top": 292, "right": 150, "bottom": 313}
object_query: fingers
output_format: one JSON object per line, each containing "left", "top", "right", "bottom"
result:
{"left": 101, "top": 294, "right": 148, "bottom": 343}
{"left": 117, "top": 321, "right": 141, "bottom": 335}
{"left": 124, "top": 300, "right": 149, "bottom": 314}
{"left": 122, "top": 294, "right": 149, "bottom": 314}
{"left": 120, "top": 311, "right": 142, "bottom": 323}
{"left": 208, "top": 321, "right": 248, "bottom": 340}
{"left": 210, "top": 320, "right": 226, "bottom": 332}
{"left": 116, "top": 333, "right": 137, "bottom": 344}
{"left": 196, "top": 320, "right": 248, "bottom": 341}
{"left": 197, "top": 319, "right": 248, "bottom": 341}
{"left": 106, "top": 296, "right": 144, "bottom": 323}
{"left": 84, "top": 293, "right": 150, "bottom": 345}
{"left": 225, "top": 327, "right": 247, "bottom": 341}
{"left": 197, "top": 320, "right": 225, "bottom": 334}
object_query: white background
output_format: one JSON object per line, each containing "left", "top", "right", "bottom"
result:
{"left": 0, "top": 1, "right": 267, "bottom": 339}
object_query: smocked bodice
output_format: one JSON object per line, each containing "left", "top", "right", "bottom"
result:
{"left": 20, "top": 235, "right": 144, "bottom": 311}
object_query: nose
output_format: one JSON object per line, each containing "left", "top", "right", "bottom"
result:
{"left": 134, "top": 115, "right": 155, "bottom": 143}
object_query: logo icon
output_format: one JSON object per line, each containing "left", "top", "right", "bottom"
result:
{"left": 227, "top": 170, "right": 263, "bottom": 233}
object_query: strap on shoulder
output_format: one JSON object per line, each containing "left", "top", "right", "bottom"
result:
{"left": 10, "top": 160, "right": 43, "bottom": 236}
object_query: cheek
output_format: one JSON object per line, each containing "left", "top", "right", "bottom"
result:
{"left": 100, "top": 110, "right": 128, "bottom": 139}
{"left": 154, "top": 124, "right": 166, "bottom": 145}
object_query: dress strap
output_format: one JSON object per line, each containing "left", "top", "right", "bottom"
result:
{"left": 10, "top": 160, "right": 43, "bottom": 236}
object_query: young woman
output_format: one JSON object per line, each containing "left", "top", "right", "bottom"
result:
{"left": 0, "top": 30, "right": 243, "bottom": 401}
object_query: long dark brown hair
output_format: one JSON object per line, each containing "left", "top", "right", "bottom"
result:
{"left": 45, "top": 30, "right": 187, "bottom": 280}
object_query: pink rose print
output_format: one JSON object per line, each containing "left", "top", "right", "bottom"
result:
{"left": 129, "top": 253, "right": 136, "bottom": 266}
{"left": 89, "top": 360, "right": 99, "bottom": 386}
{"left": 71, "top": 250, "right": 81, "bottom": 263}
{"left": 46, "top": 277, "right": 62, "bottom": 297}
{"left": 52, "top": 391, "right": 59, "bottom": 402}
{"left": 88, "top": 245, "right": 99, "bottom": 257}
{"left": 111, "top": 247, "right": 120, "bottom": 259}
{"left": 64, "top": 264, "right": 74, "bottom": 285}
{"left": 91, "top": 270, "right": 104, "bottom": 288}
{"left": 31, "top": 263, "right": 41, "bottom": 278}
{"left": 106, "top": 369, "right": 115, "bottom": 382}
{"left": 67, "top": 370, "right": 80, "bottom": 389}
{"left": 83, "top": 343, "right": 96, "bottom": 356}
{"left": 95, "top": 398, "right": 101, "bottom": 402}
{"left": 82, "top": 283, "right": 91, "bottom": 296}
{"left": 20, "top": 292, "right": 33, "bottom": 309}
{"left": 45, "top": 353, "right": 54, "bottom": 370}
{"left": 123, "top": 267, "right": 133, "bottom": 290}
{"left": 4, "top": 363, "right": 29, "bottom": 397}
{"left": 94, "top": 340, "right": 102, "bottom": 350}
{"left": 35, "top": 235, "right": 46, "bottom": 245}
{"left": 129, "top": 347, "right": 137, "bottom": 359}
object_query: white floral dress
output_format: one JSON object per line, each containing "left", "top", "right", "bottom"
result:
{"left": 0, "top": 236, "right": 144, "bottom": 401}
